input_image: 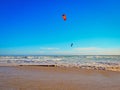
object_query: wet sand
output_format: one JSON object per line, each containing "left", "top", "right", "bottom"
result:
{"left": 0, "top": 66, "right": 120, "bottom": 90}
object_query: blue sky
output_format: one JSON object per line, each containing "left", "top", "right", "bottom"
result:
{"left": 0, "top": 0, "right": 120, "bottom": 55}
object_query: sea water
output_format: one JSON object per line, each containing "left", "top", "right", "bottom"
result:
{"left": 0, "top": 55, "right": 120, "bottom": 71}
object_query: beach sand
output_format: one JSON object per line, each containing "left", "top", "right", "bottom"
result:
{"left": 0, "top": 66, "right": 120, "bottom": 90}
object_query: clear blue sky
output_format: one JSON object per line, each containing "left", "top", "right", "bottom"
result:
{"left": 0, "top": 0, "right": 120, "bottom": 55}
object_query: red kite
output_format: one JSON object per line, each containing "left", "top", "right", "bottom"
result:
{"left": 62, "top": 14, "right": 67, "bottom": 21}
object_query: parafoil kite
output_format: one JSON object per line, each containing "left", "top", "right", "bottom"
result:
{"left": 62, "top": 14, "right": 67, "bottom": 21}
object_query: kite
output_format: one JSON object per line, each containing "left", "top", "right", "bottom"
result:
{"left": 62, "top": 14, "right": 67, "bottom": 21}
{"left": 71, "top": 43, "right": 73, "bottom": 47}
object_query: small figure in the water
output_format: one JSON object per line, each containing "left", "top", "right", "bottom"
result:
{"left": 71, "top": 43, "right": 73, "bottom": 47}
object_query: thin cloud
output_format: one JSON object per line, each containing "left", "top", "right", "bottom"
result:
{"left": 40, "top": 47, "right": 60, "bottom": 50}
{"left": 73, "top": 47, "right": 103, "bottom": 51}
{"left": 73, "top": 47, "right": 120, "bottom": 55}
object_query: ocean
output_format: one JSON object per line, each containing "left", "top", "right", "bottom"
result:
{"left": 0, "top": 55, "right": 120, "bottom": 71}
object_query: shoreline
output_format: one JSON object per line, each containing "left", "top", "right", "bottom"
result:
{"left": 0, "top": 64, "right": 120, "bottom": 72}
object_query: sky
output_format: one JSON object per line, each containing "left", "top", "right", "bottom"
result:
{"left": 0, "top": 0, "right": 120, "bottom": 55}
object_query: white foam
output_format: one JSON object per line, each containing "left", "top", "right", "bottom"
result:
{"left": 0, "top": 55, "right": 120, "bottom": 71}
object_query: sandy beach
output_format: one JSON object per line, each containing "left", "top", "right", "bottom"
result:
{"left": 0, "top": 66, "right": 120, "bottom": 90}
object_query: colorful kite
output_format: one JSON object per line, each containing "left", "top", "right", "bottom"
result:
{"left": 62, "top": 14, "right": 67, "bottom": 21}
